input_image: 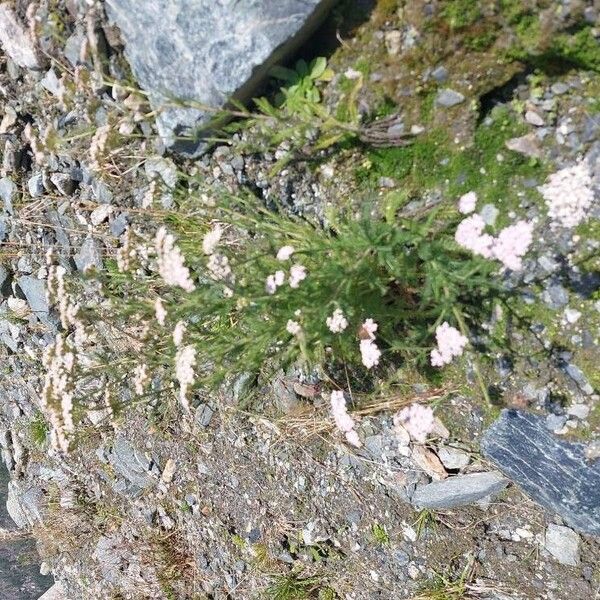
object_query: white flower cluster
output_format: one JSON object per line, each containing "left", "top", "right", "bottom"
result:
{"left": 175, "top": 345, "right": 196, "bottom": 411}
{"left": 289, "top": 264, "right": 307, "bottom": 288}
{"left": 276, "top": 245, "right": 295, "bottom": 261}
{"left": 330, "top": 390, "right": 361, "bottom": 447}
{"left": 286, "top": 319, "right": 301, "bottom": 335}
{"left": 394, "top": 403, "right": 435, "bottom": 443}
{"left": 47, "top": 258, "right": 88, "bottom": 348}
{"left": 266, "top": 248, "right": 307, "bottom": 294}
{"left": 455, "top": 212, "right": 534, "bottom": 271}
{"left": 430, "top": 321, "right": 467, "bottom": 367}
{"left": 326, "top": 308, "right": 348, "bottom": 333}
{"left": 173, "top": 320, "right": 186, "bottom": 347}
{"left": 207, "top": 253, "right": 233, "bottom": 281}
{"left": 202, "top": 224, "right": 223, "bottom": 255}
{"left": 359, "top": 318, "right": 381, "bottom": 369}
{"left": 538, "top": 161, "right": 595, "bottom": 228}
{"left": 266, "top": 270, "right": 285, "bottom": 294}
{"left": 155, "top": 227, "right": 195, "bottom": 292}
{"left": 154, "top": 297, "right": 167, "bottom": 326}
{"left": 41, "top": 334, "right": 75, "bottom": 453}
{"left": 458, "top": 191, "right": 478, "bottom": 214}
{"left": 492, "top": 221, "right": 534, "bottom": 271}
{"left": 133, "top": 363, "right": 149, "bottom": 396}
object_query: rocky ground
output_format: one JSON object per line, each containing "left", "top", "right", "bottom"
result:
{"left": 0, "top": 1, "right": 599, "bottom": 599}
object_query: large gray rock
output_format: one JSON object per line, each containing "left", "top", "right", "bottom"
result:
{"left": 411, "top": 471, "right": 508, "bottom": 509}
{"left": 16, "top": 275, "right": 56, "bottom": 330}
{"left": 481, "top": 409, "right": 600, "bottom": 535}
{"left": 544, "top": 524, "right": 580, "bottom": 566}
{"left": 109, "top": 435, "right": 159, "bottom": 490}
{"left": 105, "top": 0, "right": 336, "bottom": 154}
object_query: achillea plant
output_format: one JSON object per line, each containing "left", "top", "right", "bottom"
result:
{"left": 84, "top": 187, "right": 523, "bottom": 408}
{"left": 44, "top": 182, "right": 542, "bottom": 437}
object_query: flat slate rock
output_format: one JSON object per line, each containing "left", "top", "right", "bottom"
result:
{"left": 481, "top": 409, "right": 600, "bottom": 536}
{"left": 411, "top": 471, "right": 508, "bottom": 509}
{"left": 106, "top": 0, "right": 336, "bottom": 154}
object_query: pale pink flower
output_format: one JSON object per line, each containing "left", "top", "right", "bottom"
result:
{"left": 276, "top": 245, "right": 295, "bottom": 261}
{"left": 207, "top": 253, "right": 232, "bottom": 281}
{"left": 360, "top": 338, "right": 381, "bottom": 369}
{"left": 266, "top": 275, "right": 277, "bottom": 295}
{"left": 286, "top": 320, "right": 301, "bottom": 335}
{"left": 538, "top": 162, "right": 594, "bottom": 228}
{"left": 362, "top": 318, "right": 378, "bottom": 339}
{"left": 430, "top": 321, "right": 467, "bottom": 367}
{"left": 326, "top": 308, "right": 348, "bottom": 333}
{"left": 266, "top": 270, "right": 285, "bottom": 294}
{"left": 202, "top": 224, "right": 222, "bottom": 255}
{"left": 155, "top": 227, "right": 195, "bottom": 292}
{"left": 458, "top": 191, "right": 477, "bottom": 214}
{"left": 175, "top": 345, "right": 196, "bottom": 410}
{"left": 395, "top": 404, "right": 434, "bottom": 443}
{"left": 173, "top": 320, "right": 186, "bottom": 347}
{"left": 344, "top": 430, "right": 362, "bottom": 447}
{"left": 492, "top": 220, "right": 534, "bottom": 271}
{"left": 133, "top": 363, "right": 149, "bottom": 396}
{"left": 154, "top": 297, "right": 167, "bottom": 326}
{"left": 289, "top": 264, "right": 307, "bottom": 288}
{"left": 455, "top": 214, "right": 493, "bottom": 258}
{"left": 330, "top": 390, "right": 361, "bottom": 447}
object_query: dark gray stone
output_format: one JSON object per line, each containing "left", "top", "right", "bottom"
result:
{"left": 109, "top": 436, "right": 158, "bottom": 489}
{"left": 0, "top": 264, "right": 11, "bottom": 297}
{"left": 563, "top": 363, "right": 594, "bottom": 395}
{"left": 27, "top": 173, "right": 44, "bottom": 198}
{"left": 74, "top": 236, "right": 103, "bottom": 272}
{"left": 410, "top": 471, "right": 508, "bottom": 509}
{"left": 106, "top": 0, "right": 336, "bottom": 154}
{"left": 430, "top": 65, "right": 448, "bottom": 82}
{"left": 542, "top": 283, "right": 569, "bottom": 309}
{"left": 17, "top": 276, "right": 53, "bottom": 329}
{"left": 435, "top": 88, "right": 465, "bottom": 107}
{"left": 481, "top": 409, "right": 600, "bottom": 535}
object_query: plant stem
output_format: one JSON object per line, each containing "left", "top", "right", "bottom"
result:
{"left": 452, "top": 306, "right": 492, "bottom": 407}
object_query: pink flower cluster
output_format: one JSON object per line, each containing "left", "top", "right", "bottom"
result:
{"left": 430, "top": 321, "right": 467, "bottom": 367}
{"left": 359, "top": 319, "right": 381, "bottom": 369}
{"left": 155, "top": 227, "right": 195, "bottom": 292}
{"left": 326, "top": 308, "right": 348, "bottom": 333}
{"left": 455, "top": 212, "right": 534, "bottom": 271}
{"left": 330, "top": 390, "right": 361, "bottom": 447}
{"left": 492, "top": 221, "right": 534, "bottom": 271}
{"left": 394, "top": 403, "right": 435, "bottom": 443}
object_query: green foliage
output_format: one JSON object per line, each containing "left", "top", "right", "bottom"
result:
{"left": 98, "top": 187, "right": 503, "bottom": 398}
{"left": 29, "top": 413, "right": 48, "bottom": 447}
{"left": 550, "top": 27, "right": 600, "bottom": 72}
{"left": 271, "top": 57, "right": 334, "bottom": 112}
{"left": 266, "top": 571, "right": 332, "bottom": 600}
{"left": 441, "top": 0, "right": 481, "bottom": 30}
{"left": 416, "top": 557, "right": 475, "bottom": 600}
{"left": 222, "top": 57, "right": 362, "bottom": 172}
{"left": 371, "top": 522, "right": 390, "bottom": 545}
{"left": 357, "top": 106, "right": 546, "bottom": 209}
{"left": 413, "top": 509, "right": 438, "bottom": 539}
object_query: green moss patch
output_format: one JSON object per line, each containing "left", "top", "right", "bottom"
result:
{"left": 356, "top": 106, "right": 547, "bottom": 209}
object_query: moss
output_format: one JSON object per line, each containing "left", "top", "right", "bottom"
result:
{"left": 28, "top": 413, "right": 48, "bottom": 448}
{"left": 514, "top": 14, "right": 542, "bottom": 50}
{"left": 356, "top": 106, "right": 547, "bottom": 208}
{"left": 551, "top": 27, "right": 600, "bottom": 72}
{"left": 441, "top": 0, "right": 482, "bottom": 30}
{"left": 464, "top": 30, "right": 497, "bottom": 52}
